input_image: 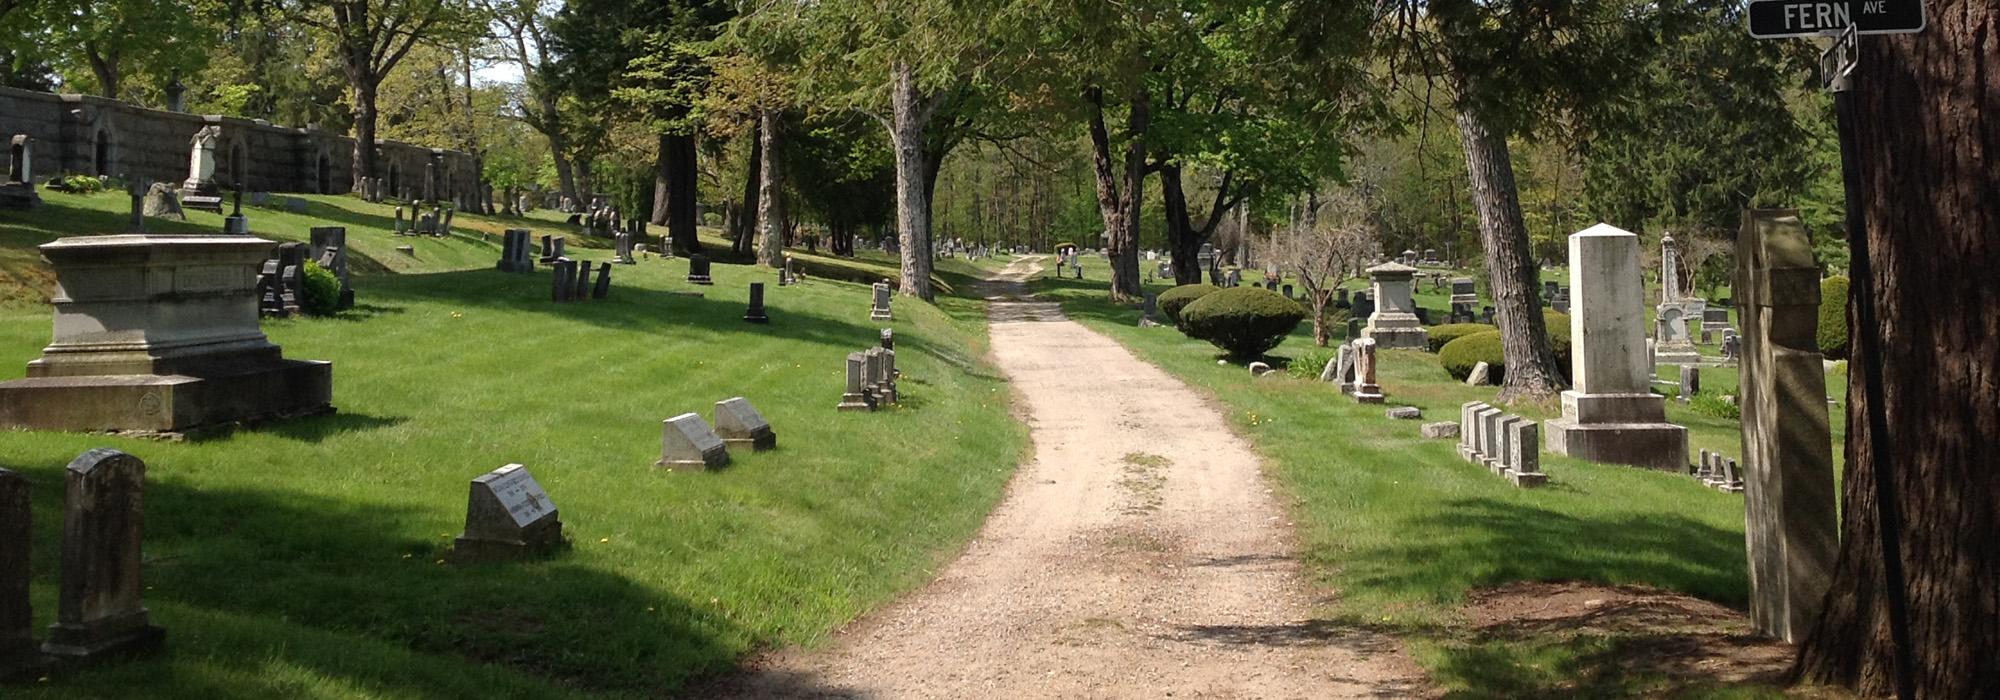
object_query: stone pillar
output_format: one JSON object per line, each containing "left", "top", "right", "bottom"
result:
{"left": 1736, "top": 209, "right": 1836, "bottom": 644}
{"left": 744, "top": 282, "right": 768, "bottom": 324}
{"left": 1544, "top": 224, "right": 1687, "bottom": 470}
{"left": 1351, "top": 338, "right": 1383, "bottom": 404}
{"left": 43, "top": 449, "right": 165, "bottom": 660}
{"left": 1, "top": 468, "right": 38, "bottom": 679}
{"left": 1363, "top": 262, "right": 1428, "bottom": 349}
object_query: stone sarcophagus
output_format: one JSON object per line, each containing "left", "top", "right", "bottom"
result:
{"left": 0, "top": 235, "right": 333, "bottom": 433}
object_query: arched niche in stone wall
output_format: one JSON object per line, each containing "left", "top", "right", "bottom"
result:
{"left": 92, "top": 126, "right": 115, "bottom": 177}
{"left": 315, "top": 150, "right": 333, "bottom": 195}
{"left": 225, "top": 138, "right": 249, "bottom": 190}
{"left": 386, "top": 159, "right": 401, "bottom": 199}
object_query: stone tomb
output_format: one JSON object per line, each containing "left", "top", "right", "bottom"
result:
{"left": 0, "top": 236, "right": 333, "bottom": 433}
{"left": 1543, "top": 224, "right": 1687, "bottom": 470}
{"left": 1736, "top": 209, "right": 1836, "bottom": 644}
{"left": 449, "top": 464, "right": 566, "bottom": 564}
{"left": 713, "top": 397, "right": 776, "bottom": 451}
{"left": 42, "top": 449, "right": 165, "bottom": 661}
{"left": 657, "top": 413, "right": 730, "bottom": 470}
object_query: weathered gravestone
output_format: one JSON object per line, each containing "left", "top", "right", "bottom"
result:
{"left": 1, "top": 135, "right": 41, "bottom": 210}
{"left": 1735, "top": 209, "right": 1836, "bottom": 644}
{"left": 1678, "top": 365, "right": 1701, "bottom": 403}
{"left": 687, "top": 254, "right": 714, "bottom": 285}
{"left": 837, "top": 353, "right": 872, "bottom": 412}
{"left": 1466, "top": 362, "right": 1492, "bottom": 387}
{"left": 551, "top": 259, "right": 576, "bottom": 303}
{"left": 591, "top": 263, "right": 611, "bottom": 300}
{"left": 309, "top": 227, "right": 353, "bottom": 310}
{"left": 657, "top": 413, "right": 730, "bottom": 470}
{"left": 141, "top": 183, "right": 184, "bottom": 221}
{"left": 0, "top": 236, "right": 333, "bottom": 433}
{"left": 1507, "top": 421, "right": 1547, "bottom": 488}
{"left": 393, "top": 206, "right": 407, "bottom": 235}
{"left": 449, "top": 464, "right": 566, "bottom": 564}
{"left": 1351, "top": 338, "right": 1383, "bottom": 404}
{"left": 497, "top": 229, "right": 535, "bottom": 273}
{"left": 42, "top": 449, "right": 165, "bottom": 661}
{"left": 1543, "top": 224, "right": 1687, "bottom": 471}
{"left": 870, "top": 281, "right": 894, "bottom": 321}
{"left": 0, "top": 468, "right": 40, "bottom": 680}
{"left": 180, "top": 127, "right": 224, "bottom": 213}
{"left": 713, "top": 397, "right": 776, "bottom": 451}
{"left": 744, "top": 283, "right": 768, "bottom": 323}
{"left": 571, "top": 260, "right": 592, "bottom": 300}
{"left": 1654, "top": 233, "right": 1704, "bottom": 365}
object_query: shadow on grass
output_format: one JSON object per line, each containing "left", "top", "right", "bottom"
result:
{"left": 2, "top": 458, "right": 741, "bottom": 697}
{"left": 255, "top": 411, "right": 406, "bottom": 443}
{"left": 1350, "top": 497, "right": 1749, "bottom": 612}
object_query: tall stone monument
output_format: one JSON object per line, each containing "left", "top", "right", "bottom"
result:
{"left": 180, "top": 126, "right": 224, "bottom": 213}
{"left": 0, "top": 236, "right": 334, "bottom": 433}
{"left": 1362, "top": 262, "right": 1428, "bottom": 349}
{"left": 1653, "top": 233, "right": 1703, "bottom": 364}
{"left": 1, "top": 135, "right": 41, "bottom": 210}
{"left": 1543, "top": 224, "right": 1687, "bottom": 470}
{"left": 1736, "top": 209, "right": 1836, "bottom": 643}
{"left": 43, "top": 449, "right": 165, "bottom": 660}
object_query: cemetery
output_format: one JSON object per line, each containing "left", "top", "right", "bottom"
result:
{"left": 0, "top": 0, "right": 1993, "bottom": 697}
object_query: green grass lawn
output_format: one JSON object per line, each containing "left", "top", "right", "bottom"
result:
{"left": 0, "top": 195, "right": 1025, "bottom": 698}
{"left": 1035, "top": 259, "right": 1840, "bottom": 698}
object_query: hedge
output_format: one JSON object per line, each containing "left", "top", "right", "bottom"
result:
{"left": 1180, "top": 286, "right": 1306, "bottom": 360}
{"left": 1159, "top": 284, "right": 1220, "bottom": 328}
{"left": 1428, "top": 323, "right": 1496, "bottom": 353}
{"left": 300, "top": 261, "right": 342, "bottom": 317}
{"left": 1440, "top": 331, "right": 1505, "bottom": 382}
{"left": 1819, "top": 276, "right": 1850, "bottom": 360}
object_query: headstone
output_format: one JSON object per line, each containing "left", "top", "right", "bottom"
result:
{"left": 1351, "top": 291, "right": 1374, "bottom": 320}
{"left": 744, "top": 282, "right": 769, "bottom": 323}
{"left": 1351, "top": 338, "right": 1383, "bottom": 404}
{"left": 1385, "top": 406, "right": 1421, "bottom": 420}
{"left": 552, "top": 259, "right": 575, "bottom": 303}
{"left": 1720, "top": 330, "right": 1742, "bottom": 362}
{"left": 0, "top": 237, "right": 333, "bottom": 433}
{"left": 141, "top": 183, "right": 184, "bottom": 221}
{"left": 713, "top": 397, "right": 776, "bottom": 451}
{"left": 572, "top": 259, "right": 592, "bottom": 300}
{"left": 1473, "top": 406, "right": 1503, "bottom": 462}
{"left": 0, "top": 468, "right": 38, "bottom": 680}
{"left": 497, "top": 229, "right": 534, "bottom": 273}
{"left": 615, "top": 233, "right": 635, "bottom": 264}
{"left": 448, "top": 464, "right": 565, "bottom": 563}
{"left": 880, "top": 328, "right": 895, "bottom": 351}
{"left": 1678, "top": 365, "right": 1700, "bottom": 403}
{"left": 0, "top": 135, "right": 39, "bottom": 210}
{"left": 1449, "top": 278, "right": 1478, "bottom": 307}
{"left": 1736, "top": 209, "right": 1836, "bottom": 644}
{"left": 1507, "top": 421, "right": 1547, "bottom": 488}
{"left": 1466, "top": 362, "right": 1491, "bottom": 386}
{"left": 870, "top": 281, "right": 894, "bottom": 320}
{"left": 41, "top": 449, "right": 165, "bottom": 660}
{"left": 1333, "top": 343, "right": 1357, "bottom": 393}
{"left": 1420, "top": 422, "right": 1459, "bottom": 440}
{"left": 837, "top": 353, "right": 872, "bottom": 412}
{"left": 394, "top": 206, "right": 407, "bottom": 235}
{"left": 687, "top": 254, "right": 713, "bottom": 285}
{"left": 656, "top": 413, "right": 730, "bottom": 470}
{"left": 309, "top": 227, "right": 353, "bottom": 310}
{"left": 180, "top": 127, "right": 223, "bottom": 212}
{"left": 1542, "top": 224, "right": 1688, "bottom": 471}
{"left": 1654, "top": 233, "right": 1704, "bottom": 364}
{"left": 1459, "top": 402, "right": 1486, "bottom": 462}
{"left": 591, "top": 262, "right": 611, "bottom": 300}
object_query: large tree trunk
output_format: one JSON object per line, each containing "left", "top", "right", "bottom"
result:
{"left": 733, "top": 115, "right": 762, "bottom": 257}
{"left": 755, "top": 109, "right": 785, "bottom": 267}
{"left": 350, "top": 79, "right": 378, "bottom": 193}
{"left": 652, "top": 134, "right": 672, "bottom": 225}
{"left": 84, "top": 42, "right": 118, "bottom": 98}
{"left": 1085, "top": 86, "right": 1148, "bottom": 302}
{"left": 536, "top": 96, "right": 580, "bottom": 204}
{"left": 1451, "top": 76, "right": 1565, "bottom": 401}
{"left": 1794, "top": 3, "right": 2000, "bottom": 696}
{"left": 665, "top": 132, "right": 699, "bottom": 255}
{"left": 888, "top": 61, "right": 936, "bottom": 302}
{"left": 1160, "top": 162, "right": 1202, "bottom": 285}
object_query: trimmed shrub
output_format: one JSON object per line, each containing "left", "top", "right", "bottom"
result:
{"left": 1428, "top": 323, "right": 1496, "bottom": 353}
{"left": 1158, "top": 284, "right": 1220, "bottom": 328}
{"left": 1818, "top": 276, "right": 1850, "bottom": 360}
{"left": 1439, "top": 330, "right": 1505, "bottom": 382}
{"left": 299, "top": 260, "right": 342, "bottom": 317}
{"left": 1180, "top": 286, "right": 1307, "bottom": 359}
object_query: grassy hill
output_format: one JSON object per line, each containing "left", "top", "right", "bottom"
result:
{"left": 0, "top": 193, "right": 1026, "bottom": 697}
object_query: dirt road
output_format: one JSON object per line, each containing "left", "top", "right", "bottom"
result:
{"left": 716, "top": 257, "right": 1428, "bottom": 698}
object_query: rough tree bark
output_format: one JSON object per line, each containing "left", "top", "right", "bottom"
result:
{"left": 1794, "top": 2, "right": 2000, "bottom": 695}
{"left": 664, "top": 133, "right": 699, "bottom": 254}
{"left": 1451, "top": 74, "right": 1566, "bottom": 401}
{"left": 1159, "top": 161, "right": 1237, "bottom": 286}
{"left": 732, "top": 113, "right": 762, "bottom": 257}
{"left": 1085, "top": 85, "right": 1148, "bottom": 302}
{"left": 755, "top": 109, "right": 785, "bottom": 267}
{"left": 349, "top": 80, "right": 379, "bottom": 193}
{"left": 888, "top": 61, "right": 938, "bottom": 302}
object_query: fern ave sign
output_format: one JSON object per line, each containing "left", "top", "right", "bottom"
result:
{"left": 1747, "top": 0, "right": 1925, "bottom": 38}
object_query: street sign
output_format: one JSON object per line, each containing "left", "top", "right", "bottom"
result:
{"left": 1748, "top": 0, "right": 1925, "bottom": 39}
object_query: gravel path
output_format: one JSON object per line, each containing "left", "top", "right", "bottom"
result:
{"left": 713, "top": 257, "right": 1430, "bottom": 698}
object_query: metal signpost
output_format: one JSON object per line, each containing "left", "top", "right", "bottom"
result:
{"left": 1750, "top": 5, "right": 1921, "bottom": 697}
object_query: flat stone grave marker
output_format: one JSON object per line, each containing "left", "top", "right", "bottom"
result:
{"left": 450, "top": 464, "right": 565, "bottom": 563}
{"left": 713, "top": 397, "right": 776, "bottom": 451}
{"left": 657, "top": 413, "right": 730, "bottom": 470}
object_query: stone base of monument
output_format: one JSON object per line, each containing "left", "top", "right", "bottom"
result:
{"left": 449, "top": 524, "right": 567, "bottom": 565}
{"left": 1509, "top": 471, "right": 1549, "bottom": 488}
{"left": 1353, "top": 386, "right": 1384, "bottom": 404}
{"left": 1363, "top": 325, "right": 1428, "bottom": 350}
{"left": 182, "top": 195, "right": 223, "bottom": 214}
{"left": 1653, "top": 342, "right": 1702, "bottom": 365}
{"left": 1544, "top": 391, "right": 1687, "bottom": 470}
{"left": 0, "top": 183, "right": 40, "bottom": 211}
{"left": 0, "top": 360, "right": 332, "bottom": 434}
{"left": 41, "top": 612, "right": 165, "bottom": 662}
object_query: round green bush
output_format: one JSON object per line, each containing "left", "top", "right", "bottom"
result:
{"left": 299, "top": 260, "right": 342, "bottom": 317}
{"left": 1544, "top": 309, "right": 1573, "bottom": 372}
{"left": 1428, "top": 323, "right": 1496, "bottom": 353}
{"left": 1180, "top": 287, "right": 1307, "bottom": 360}
{"left": 1439, "top": 330, "right": 1505, "bottom": 382}
{"left": 1818, "top": 276, "right": 1850, "bottom": 360}
{"left": 1158, "top": 284, "right": 1220, "bottom": 328}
